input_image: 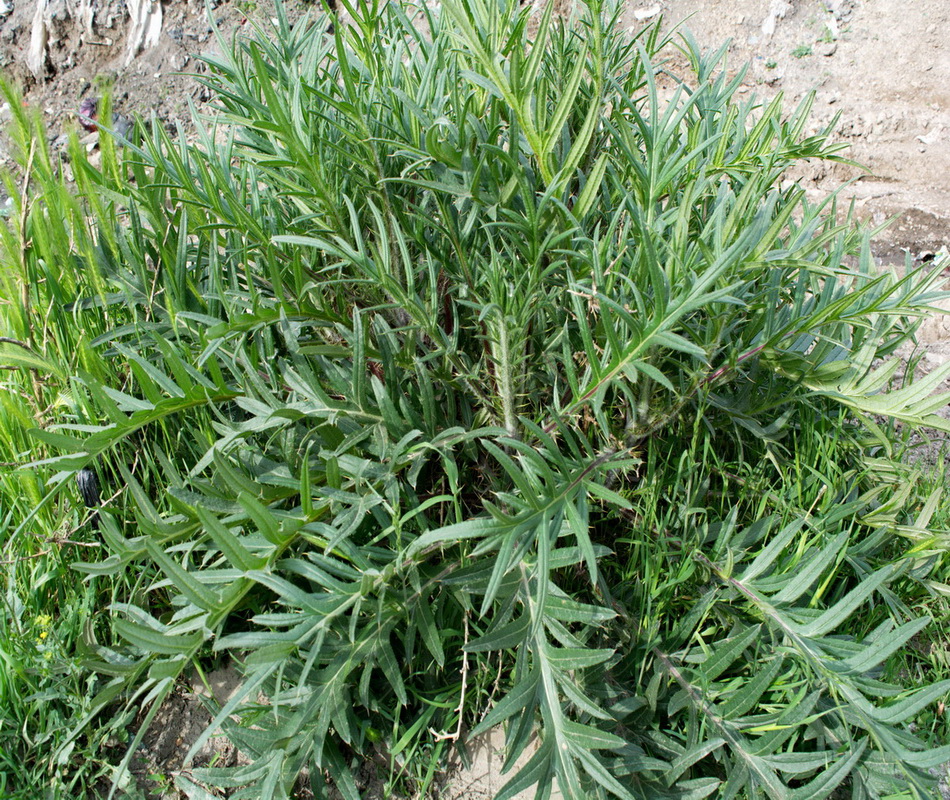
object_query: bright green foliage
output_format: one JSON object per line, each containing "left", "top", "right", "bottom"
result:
{"left": 0, "top": 93, "right": 153, "bottom": 795}
{"left": 3, "top": 0, "right": 950, "bottom": 797}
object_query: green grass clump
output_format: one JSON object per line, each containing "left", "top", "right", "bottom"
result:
{"left": 0, "top": 94, "right": 161, "bottom": 795}
{"left": 3, "top": 0, "right": 950, "bottom": 797}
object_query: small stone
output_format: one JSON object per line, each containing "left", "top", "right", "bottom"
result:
{"left": 633, "top": 4, "right": 661, "bottom": 21}
{"left": 917, "top": 127, "right": 943, "bottom": 146}
{"left": 111, "top": 114, "right": 133, "bottom": 140}
{"left": 817, "top": 41, "right": 837, "bottom": 57}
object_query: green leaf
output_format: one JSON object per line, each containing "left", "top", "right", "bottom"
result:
{"left": 698, "top": 625, "right": 761, "bottom": 682}
{"left": 667, "top": 739, "right": 728, "bottom": 784}
{"left": 873, "top": 680, "right": 950, "bottom": 725}
{"left": 195, "top": 506, "right": 267, "bottom": 572}
{"left": 769, "top": 532, "right": 848, "bottom": 605}
{"left": 465, "top": 614, "right": 530, "bottom": 653}
{"left": 563, "top": 720, "right": 625, "bottom": 751}
{"left": 407, "top": 517, "right": 500, "bottom": 557}
{"left": 472, "top": 668, "right": 541, "bottom": 736}
{"left": 495, "top": 737, "right": 554, "bottom": 800}
{"left": 787, "top": 739, "right": 867, "bottom": 800}
{"left": 796, "top": 565, "right": 897, "bottom": 637}
{"left": 546, "top": 647, "right": 614, "bottom": 671}
{"left": 719, "top": 656, "right": 784, "bottom": 720}
{"left": 145, "top": 539, "right": 222, "bottom": 611}
{"left": 414, "top": 597, "right": 445, "bottom": 668}
{"left": 114, "top": 617, "right": 203, "bottom": 656}
{"left": 543, "top": 594, "right": 615, "bottom": 624}
{"left": 761, "top": 750, "right": 836, "bottom": 775}
{"left": 572, "top": 152, "right": 609, "bottom": 221}
{"left": 843, "top": 617, "right": 931, "bottom": 675}
{"left": 0, "top": 340, "right": 65, "bottom": 378}
{"left": 737, "top": 518, "right": 805, "bottom": 583}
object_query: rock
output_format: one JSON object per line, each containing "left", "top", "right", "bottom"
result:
{"left": 824, "top": 0, "right": 855, "bottom": 21}
{"left": 917, "top": 127, "right": 944, "bottom": 147}
{"left": 26, "top": 0, "right": 49, "bottom": 78}
{"left": 824, "top": 15, "right": 839, "bottom": 39}
{"left": 817, "top": 41, "right": 837, "bottom": 57}
{"left": 111, "top": 113, "right": 133, "bottom": 140}
{"left": 125, "top": 0, "right": 162, "bottom": 66}
{"left": 761, "top": 0, "right": 791, "bottom": 39}
{"left": 633, "top": 4, "right": 661, "bottom": 21}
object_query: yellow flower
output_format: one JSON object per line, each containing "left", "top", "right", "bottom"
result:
{"left": 36, "top": 614, "right": 52, "bottom": 628}
{"left": 38, "top": 630, "right": 49, "bottom": 640}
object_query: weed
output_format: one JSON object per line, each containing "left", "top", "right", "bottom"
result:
{"left": 3, "top": 0, "right": 950, "bottom": 798}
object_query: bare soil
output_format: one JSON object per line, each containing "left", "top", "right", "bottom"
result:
{"left": 2, "top": 0, "right": 948, "bottom": 796}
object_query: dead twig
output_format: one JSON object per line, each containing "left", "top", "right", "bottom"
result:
{"left": 433, "top": 611, "right": 470, "bottom": 743}
{"left": 0, "top": 549, "right": 50, "bottom": 565}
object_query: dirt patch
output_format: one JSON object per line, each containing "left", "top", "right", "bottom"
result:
{"left": 0, "top": 0, "right": 314, "bottom": 161}
{"left": 635, "top": 0, "right": 950, "bottom": 260}
{"left": 130, "top": 664, "right": 245, "bottom": 798}
{"left": 440, "top": 729, "right": 564, "bottom": 800}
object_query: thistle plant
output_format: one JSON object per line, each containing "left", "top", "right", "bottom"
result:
{"left": 5, "top": 0, "right": 950, "bottom": 797}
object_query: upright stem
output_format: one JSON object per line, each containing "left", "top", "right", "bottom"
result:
{"left": 492, "top": 315, "right": 520, "bottom": 439}
{"left": 17, "top": 139, "right": 44, "bottom": 416}
{"left": 18, "top": 139, "right": 37, "bottom": 350}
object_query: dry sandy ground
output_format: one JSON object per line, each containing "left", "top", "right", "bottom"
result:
{"left": 656, "top": 0, "right": 950, "bottom": 259}
{"left": 2, "top": 0, "right": 949, "bottom": 797}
